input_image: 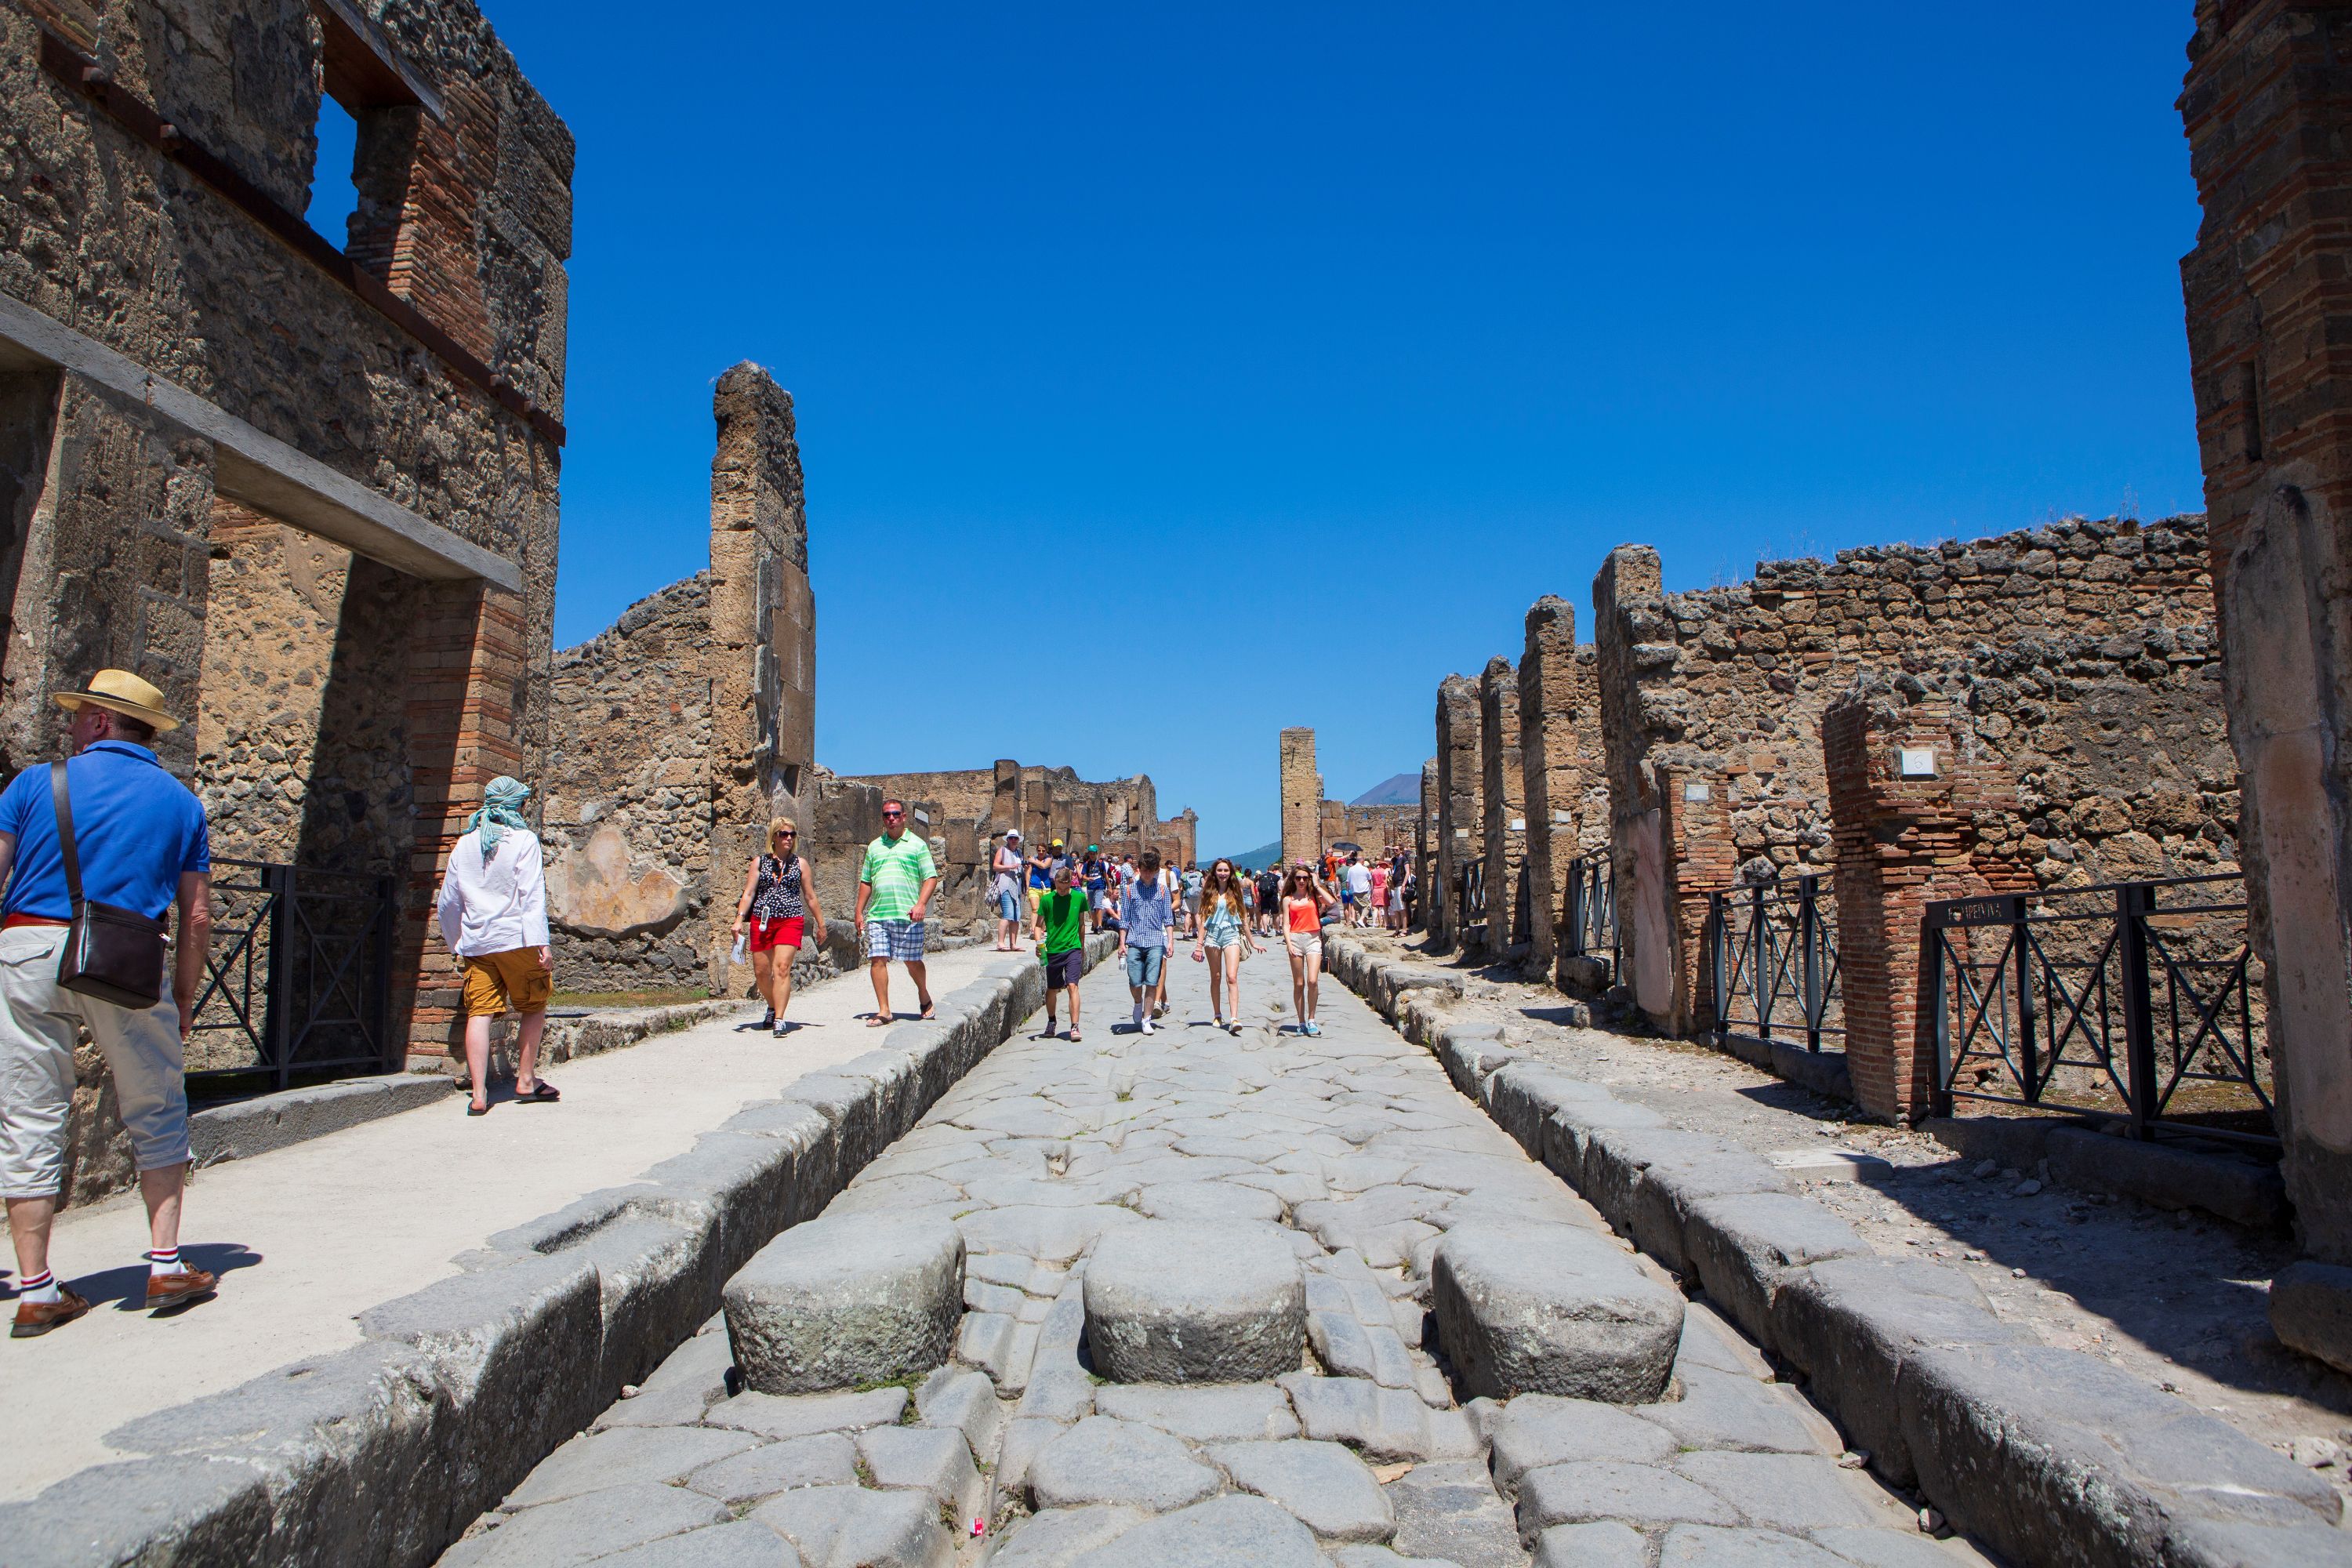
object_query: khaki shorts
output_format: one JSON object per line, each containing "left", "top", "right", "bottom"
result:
{"left": 0, "top": 926, "right": 189, "bottom": 1196}
{"left": 462, "top": 947, "right": 552, "bottom": 1018}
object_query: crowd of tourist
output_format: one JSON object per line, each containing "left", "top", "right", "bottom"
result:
{"left": 982, "top": 837, "right": 1414, "bottom": 1040}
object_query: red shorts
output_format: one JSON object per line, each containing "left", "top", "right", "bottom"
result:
{"left": 750, "top": 915, "right": 804, "bottom": 953}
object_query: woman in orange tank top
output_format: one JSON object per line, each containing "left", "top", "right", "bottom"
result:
{"left": 1280, "top": 865, "right": 1335, "bottom": 1036}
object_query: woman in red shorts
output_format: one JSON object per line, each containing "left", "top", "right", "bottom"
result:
{"left": 731, "top": 815, "right": 828, "bottom": 1036}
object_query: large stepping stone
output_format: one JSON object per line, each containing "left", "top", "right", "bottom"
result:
{"left": 1026, "top": 1415, "right": 1224, "bottom": 1513}
{"left": 1431, "top": 1221, "right": 1682, "bottom": 1403}
{"left": 724, "top": 1214, "right": 964, "bottom": 1395}
{"left": 1065, "top": 1493, "right": 1328, "bottom": 1566}
{"left": 1084, "top": 1221, "right": 1305, "bottom": 1384}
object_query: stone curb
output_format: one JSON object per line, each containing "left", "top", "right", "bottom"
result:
{"left": 1711, "top": 1030, "right": 1855, "bottom": 1102}
{"left": 1319, "top": 935, "right": 2347, "bottom": 1568}
{"left": 0, "top": 932, "right": 1116, "bottom": 1568}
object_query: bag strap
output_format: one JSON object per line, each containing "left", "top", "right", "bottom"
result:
{"left": 48, "top": 761, "right": 83, "bottom": 908}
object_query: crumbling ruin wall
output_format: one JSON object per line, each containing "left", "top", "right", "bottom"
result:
{"left": 1595, "top": 517, "right": 2229, "bottom": 1034}
{"left": 1280, "top": 728, "right": 1321, "bottom": 866}
{"left": 1479, "top": 657, "right": 1525, "bottom": 955}
{"left": 2181, "top": 0, "right": 2352, "bottom": 1266}
{"left": 1432, "top": 675, "right": 1481, "bottom": 949}
{"left": 840, "top": 761, "right": 1190, "bottom": 928}
{"left": 2, "top": 0, "right": 573, "bottom": 1068}
{"left": 1319, "top": 801, "right": 1417, "bottom": 861}
{"left": 1517, "top": 597, "right": 1604, "bottom": 971}
{"left": 541, "top": 577, "right": 713, "bottom": 993}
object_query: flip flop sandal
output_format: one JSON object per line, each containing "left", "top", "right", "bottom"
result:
{"left": 516, "top": 1082, "right": 561, "bottom": 1103}
{"left": 467, "top": 1100, "right": 489, "bottom": 1116}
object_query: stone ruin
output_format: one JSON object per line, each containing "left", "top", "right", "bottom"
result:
{"left": 1419, "top": 512, "right": 2240, "bottom": 1117}
{"left": 1277, "top": 726, "right": 1416, "bottom": 872}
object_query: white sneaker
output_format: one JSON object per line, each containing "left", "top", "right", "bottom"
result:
{"left": 1142, "top": 1016, "right": 1155, "bottom": 1035}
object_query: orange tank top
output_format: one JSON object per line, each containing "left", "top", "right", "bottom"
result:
{"left": 1287, "top": 895, "right": 1320, "bottom": 934}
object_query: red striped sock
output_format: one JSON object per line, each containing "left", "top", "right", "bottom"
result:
{"left": 18, "top": 1269, "right": 58, "bottom": 1302}
{"left": 147, "top": 1248, "right": 187, "bottom": 1276}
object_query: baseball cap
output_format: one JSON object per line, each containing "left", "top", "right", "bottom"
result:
{"left": 1051, "top": 838, "right": 1065, "bottom": 847}
{"left": 1087, "top": 844, "right": 1100, "bottom": 853}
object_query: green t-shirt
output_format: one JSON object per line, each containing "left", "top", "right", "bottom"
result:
{"left": 860, "top": 832, "right": 938, "bottom": 921}
{"left": 1036, "top": 887, "right": 1087, "bottom": 956}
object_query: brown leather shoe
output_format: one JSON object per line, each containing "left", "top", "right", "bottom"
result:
{"left": 144, "top": 1268, "right": 218, "bottom": 1310}
{"left": 11, "top": 1286, "right": 92, "bottom": 1338}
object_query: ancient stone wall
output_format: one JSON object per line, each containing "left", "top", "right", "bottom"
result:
{"left": 1479, "top": 657, "right": 1524, "bottom": 955}
{"left": 1318, "top": 800, "right": 1417, "bottom": 861}
{"left": 1594, "top": 517, "right": 2230, "bottom": 1034}
{"left": 1517, "top": 598, "right": 1607, "bottom": 975}
{"left": 2, "top": 0, "right": 573, "bottom": 1064}
{"left": 2180, "top": 0, "right": 2352, "bottom": 1265}
{"left": 1432, "top": 675, "right": 1481, "bottom": 949}
{"left": 541, "top": 577, "right": 713, "bottom": 993}
{"left": 1280, "top": 728, "right": 1320, "bottom": 866}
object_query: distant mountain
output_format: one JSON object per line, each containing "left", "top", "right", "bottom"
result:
{"left": 1220, "top": 839, "right": 1283, "bottom": 871}
{"left": 1350, "top": 772, "right": 1419, "bottom": 808}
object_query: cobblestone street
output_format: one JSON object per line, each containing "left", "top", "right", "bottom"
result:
{"left": 455, "top": 943, "right": 1977, "bottom": 1567}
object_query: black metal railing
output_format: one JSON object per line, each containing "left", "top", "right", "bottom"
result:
{"left": 1563, "top": 854, "right": 1615, "bottom": 964}
{"left": 1706, "top": 874, "right": 1843, "bottom": 1052}
{"left": 187, "top": 858, "right": 397, "bottom": 1091}
{"left": 1924, "top": 873, "right": 2273, "bottom": 1145}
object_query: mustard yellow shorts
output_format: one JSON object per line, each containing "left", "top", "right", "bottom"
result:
{"left": 462, "top": 947, "right": 552, "bottom": 1018}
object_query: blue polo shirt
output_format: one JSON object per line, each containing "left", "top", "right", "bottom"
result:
{"left": 0, "top": 742, "right": 210, "bottom": 920}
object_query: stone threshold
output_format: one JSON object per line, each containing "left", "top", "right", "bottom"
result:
{"left": 1322, "top": 933, "right": 2346, "bottom": 1568}
{"left": 0, "top": 935, "right": 1116, "bottom": 1567}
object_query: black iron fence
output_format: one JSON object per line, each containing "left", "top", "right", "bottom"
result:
{"left": 1706, "top": 875, "right": 1843, "bottom": 1052}
{"left": 186, "top": 858, "right": 397, "bottom": 1092}
{"left": 1924, "top": 873, "right": 2273, "bottom": 1145}
{"left": 1563, "top": 854, "right": 1616, "bottom": 965}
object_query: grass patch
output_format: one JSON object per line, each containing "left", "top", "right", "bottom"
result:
{"left": 550, "top": 987, "right": 715, "bottom": 1011}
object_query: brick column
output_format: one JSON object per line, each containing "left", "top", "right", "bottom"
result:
{"left": 1279, "top": 728, "right": 1321, "bottom": 868}
{"left": 1416, "top": 757, "right": 1437, "bottom": 931}
{"left": 1658, "top": 764, "right": 1736, "bottom": 1037}
{"left": 1519, "top": 596, "right": 1581, "bottom": 973}
{"left": 1479, "top": 657, "right": 1525, "bottom": 956}
{"left": 2182, "top": 0, "right": 2352, "bottom": 1261}
{"left": 1433, "top": 675, "right": 1483, "bottom": 951}
{"left": 400, "top": 579, "right": 528, "bottom": 1066}
{"left": 1822, "top": 677, "right": 2027, "bottom": 1123}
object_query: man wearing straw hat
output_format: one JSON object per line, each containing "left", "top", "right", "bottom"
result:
{"left": 0, "top": 670, "right": 216, "bottom": 1336}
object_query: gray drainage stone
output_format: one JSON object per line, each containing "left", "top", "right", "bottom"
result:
{"left": 683, "top": 1432, "right": 858, "bottom": 1504}
{"left": 1083, "top": 1221, "right": 1305, "bottom": 1384}
{"left": 1209, "top": 1439, "right": 1396, "bottom": 1542}
{"left": 702, "top": 1386, "right": 909, "bottom": 1440}
{"left": 1062, "top": 1493, "right": 1327, "bottom": 1566}
{"left": 1431, "top": 1221, "right": 1683, "bottom": 1403}
{"left": 750, "top": 1483, "right": 951, "bottom": 1568}
{"left": 723, "top": 1214, "right": 964, "bottom": 1395}
{"left": 1026, "top": 1415, "right": 1224, "bottom": 1514}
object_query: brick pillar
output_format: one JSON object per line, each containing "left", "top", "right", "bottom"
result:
{"left": 1519, "top": 596, "right": 1581, "bottom": 973}
{"left": 1433, "top": 675, "right": 1483, "bottom": 950}
{"left": 1479, "top": 657, "right": 1524, "bottom": 956}
{"left": 1279, "top": 727, "right": 1321, "bottom": 868}
{"left": 1657, "top": 764, "right": 1735, "bottom": 1037}
{"left": 2182, "top": 0, "right": 2352, "bottom": 1261}
{"left": 1416, "top": 758, "right": 1437, "bottom": 931}
{"left": 400, "top": 579, "right": 528, "bottom": 1065}
{"left": 1822, "top": 677, "right": 2028, "bottom": 1123}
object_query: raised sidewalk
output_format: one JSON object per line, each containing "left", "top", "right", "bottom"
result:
{"left": 0, "top": 942, "right": 1021, "bottom": 1505}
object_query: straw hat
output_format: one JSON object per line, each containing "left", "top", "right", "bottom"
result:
{"left": 53, "top": 669, "right": 180, "bottom": 732}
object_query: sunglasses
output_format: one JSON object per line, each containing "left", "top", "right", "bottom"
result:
{"left": 773, "top": 830, "right": 797, "bottom": 839}
{"left": 882, "top": 810, "right": 905, "bottom": 818}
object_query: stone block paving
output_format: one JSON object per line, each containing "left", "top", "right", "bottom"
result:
{"left": 447, "top": 950, "right": 1985, "bottom": 1567}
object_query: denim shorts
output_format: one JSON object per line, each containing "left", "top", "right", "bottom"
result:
{"left": 994, "top": 888, "right": 1022, "bottom": 920}
{"left": 1124, "top": 944, "right": 1166, "bottom": 988}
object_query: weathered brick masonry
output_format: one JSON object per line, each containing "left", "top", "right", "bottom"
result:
{"left": 2180, "top": 0, "right": 2352, "bottom": 1263}
{"left": 1, "top": 0, "right": 572, "bottom": 1096}
{"left": 1431, "top": 675, "right": 1482, "bottom": 949}
{"left": 1517, "top": 597, "right": 1608, "bottom": 975}
{"left": 1592, "top": 517, "right": 2230, "bottom": 1036}
{"left": 1479, "top": 655, "right": 1524, "bottom": 956}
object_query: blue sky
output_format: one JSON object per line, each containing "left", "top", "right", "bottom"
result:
{"left": 318, "top": 4, "right": 2206, "bottom": 855}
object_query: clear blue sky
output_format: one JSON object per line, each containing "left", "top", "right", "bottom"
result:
{"left": 328, "top": 3, "right": 2206, "bottom": 855}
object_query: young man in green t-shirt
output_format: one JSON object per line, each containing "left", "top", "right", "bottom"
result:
{"left": 1030, "top": 861, "right": 1088, "bottom": 1040}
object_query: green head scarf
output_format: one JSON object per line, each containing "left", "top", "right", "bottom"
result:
{"left": 467, "top": 775, "right": 532, "bottom": 858}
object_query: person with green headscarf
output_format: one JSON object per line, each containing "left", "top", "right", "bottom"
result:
{"left": 434, "top": 775, "right": 557, "bottom": 1116}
